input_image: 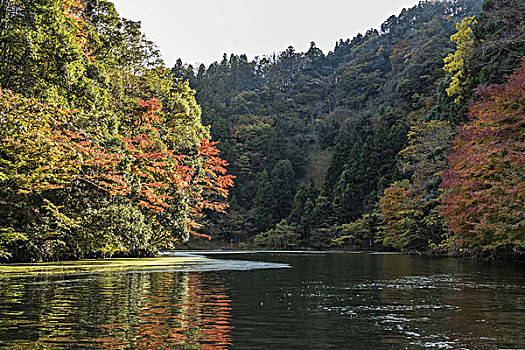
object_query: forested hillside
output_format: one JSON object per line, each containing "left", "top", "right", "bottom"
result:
{"left": 0, "top": 0, "right": 523, "bottom": 262}
{"left": 0, "top": 0, "right": 232, "bottom": 262}
{"left": 175, "top": 0, "right": 524, "bottom": 259}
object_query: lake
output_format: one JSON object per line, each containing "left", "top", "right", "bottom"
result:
{"left": 0, "top": 252, "right": 524, "bottom": 349}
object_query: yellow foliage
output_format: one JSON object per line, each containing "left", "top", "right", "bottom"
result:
{"left": 443, "top": 16, "right": 476, "bottom": 103}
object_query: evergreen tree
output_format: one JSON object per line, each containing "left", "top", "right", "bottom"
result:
{"left": 253, "top": 170, "right": 277, "bottom": 232}
{"left": 270, "top": 159, "right": 296, "bottom": 220}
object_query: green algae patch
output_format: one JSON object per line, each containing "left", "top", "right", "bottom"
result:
{"left": 0, "top": 256, "right": 207, "bottom": 276}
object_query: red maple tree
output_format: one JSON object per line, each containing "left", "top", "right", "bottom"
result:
{"left": 441, "top": 59, "right": 525, "bottom": 249}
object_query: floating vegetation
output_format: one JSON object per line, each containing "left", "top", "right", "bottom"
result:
{"left": 0, "top": 256, "right": 207, "bottom": 277}
{"left": 0, "top": 254, "right": 291, "bottom": 278}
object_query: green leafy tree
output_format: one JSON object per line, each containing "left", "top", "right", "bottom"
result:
{"left": 379, "top": 120, "right": 453, "bottom": 251}
{"left": 0, "top": 0, "right": 93, "bottom": 106}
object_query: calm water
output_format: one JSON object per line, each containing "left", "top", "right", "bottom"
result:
{"left": 0, "top": 252, "right": 524, "bottom": 349}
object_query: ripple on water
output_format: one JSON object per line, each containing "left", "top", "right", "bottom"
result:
{"left": 282, "top": 269, "right": 525, "bottom": 349}
{"left": 0, "top": 252, "right": 524, "bottom": 349}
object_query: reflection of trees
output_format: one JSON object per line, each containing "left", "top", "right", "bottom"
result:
{"left": 375, "top": 257, "right": 522, "bottom": 349}
{"left": 0, "top": 275, "right": 82, "bottom": 350}
{"left": 128, "top": 272, "right": 233, "bottom": 349}
{"left": 0, "top": 272, "right": 232, "bottom": 349}
{"left": 442, "top": 286, "right": 492, "bottom": 349}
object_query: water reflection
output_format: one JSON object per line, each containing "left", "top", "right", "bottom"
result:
{"left": 221, "top": 253, "right": 525, "bottom": 349}
{"left": 1, "top": 253, "right": 524, "bottom": 349}
{"left": 0, "top": 272, "right": 233, "bottom": 349}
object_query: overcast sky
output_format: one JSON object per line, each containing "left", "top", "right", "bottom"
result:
{"left": 111, "top": 0, "right": 421, "bottom": 67}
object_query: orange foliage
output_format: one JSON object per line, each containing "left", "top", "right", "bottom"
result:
{"left": 61, "top": 0, "right": 90, "bottom": 55}
{"left": 441, "top": 59, "right": 525, "bottom": 248}
{"left": 80, "top": 99, "right": 234, "bottom": 237}
{"left": 1, "top": 90, "right": 233, "bottom": 240}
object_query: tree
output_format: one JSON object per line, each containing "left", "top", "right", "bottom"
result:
{"left": 399, "top": 120, "right": 454, "bottom": 193}
{"left": 379, "top": 120, "right": 453, "bottom": 251}
{"left": 443, "top": 16, "right": 476, "bottom": 103}
{"left": 0, "top": 89, "right": 233, "bottom": 261}
{"left": 379, "top": 180, "right": 421, "bottom": 249}
{"left": 169, "top": 0, "right": 482, "bottom": 244}
{"left": 270, "top": 159, "right": 296, "bottom": 220}
{"left": 0, "top": 88, "right": 124, "bottom": 261}
{"left": 253, "top": 170, "right": 277, "bottom": 232}
{"left": 0, "top": 0, "right": 92, "bottom": 106}
{"left": 441, "top": 60, "right": 525, "bottom": 251}
{"left": 468, "top": 0, "right": 525, "bottom": 87}
{"left": 289, "top": 178, "right": 318, "bottom": 240}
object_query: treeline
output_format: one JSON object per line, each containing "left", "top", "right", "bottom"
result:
{"left": 0, "top": 0, "right": 232, "bottom": 262}
{"left": 176, "top": 0, "right": 524, "bottom": 259}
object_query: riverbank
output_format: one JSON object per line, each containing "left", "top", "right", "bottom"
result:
{"left": 181, "top": 237, "right": 525, "bottom": 264}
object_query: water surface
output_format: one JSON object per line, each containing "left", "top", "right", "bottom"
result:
{"left": 0, "top": 252, "right": 523, "bottom": 349}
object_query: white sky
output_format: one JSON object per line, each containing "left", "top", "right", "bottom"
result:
{"left": 111, "top": 0, "right": 422, "bottom": 67}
